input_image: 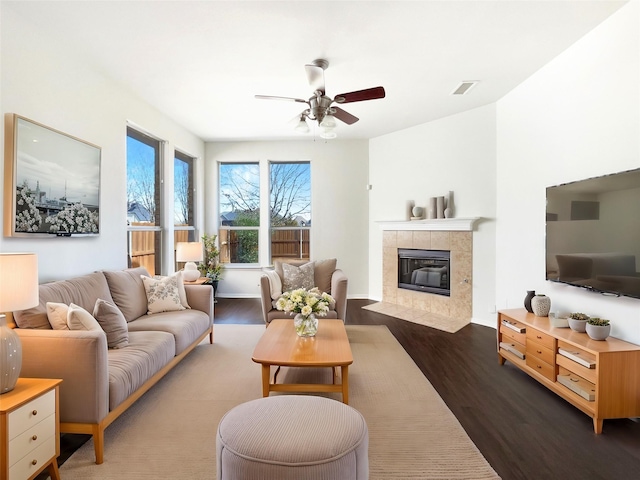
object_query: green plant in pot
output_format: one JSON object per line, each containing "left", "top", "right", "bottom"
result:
{"left": 586, "top": 317, "right": 611, "bottom": 341}
{"left": 568, "top": 312, "right": 590, "bottom": 332}
{"left": 197, "top": 234, "right": 224, "bottom": 300}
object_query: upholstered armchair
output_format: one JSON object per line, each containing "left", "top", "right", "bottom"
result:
{"left": 260, "top": 259, "right": 348, "bottom": 325}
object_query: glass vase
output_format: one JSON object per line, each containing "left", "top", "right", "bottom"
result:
{"left": 294, "top": 313, "right": 318, "bottom": 337}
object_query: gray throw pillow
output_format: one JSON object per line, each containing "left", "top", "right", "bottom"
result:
{"left": 93, "top": 299, "right": 129, "bottom": 349}
{"left": 282, "top": 262, "right": 315, "bottom": 292}
{"left": 314, "top": 258, "right": 337, "bottom": 294}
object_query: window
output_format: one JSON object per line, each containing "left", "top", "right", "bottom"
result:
{"left": 126, "top": 127, "right": 162, "bottom": 275}
{"left": 174, "top": 151, "right": 196, "bottom": 270}
{"left": 219, "top": 163, "right": 260, "bottom": 264}
{"left": 269, "top": 162, "right": 311, "bottom": 264}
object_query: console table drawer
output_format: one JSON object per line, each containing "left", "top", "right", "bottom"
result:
{"left": 9, "top": 413, "right": 55, "bottom": 466}
{"left": 526, "top": 328, "right": 554, "bottom": 350}
{"left": 500, "top": 325, "right": 526, "bottom": 345}
{"left": 526, "top": 355, "right": 555, "bottom": 381}
{"left": 526, "top": 340, "right": 554, "bottom": 366}
{"left": 8, "top": 434, "right": 56, "bottom": 480}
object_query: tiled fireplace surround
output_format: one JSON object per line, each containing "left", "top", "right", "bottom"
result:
{"left": 374, "top": 220, "right": 475, "bottom": 330}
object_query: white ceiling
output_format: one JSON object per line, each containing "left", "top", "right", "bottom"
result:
{"left": 5, "top": 1, "right": 627, "bottom": 141}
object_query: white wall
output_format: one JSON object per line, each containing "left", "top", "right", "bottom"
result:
{"left": 0, "top": 6, "right": 205, "bottom": 282}
{"left": 205, "top": 140, "right": 370, "bottom": 298}
{"left": 496, "top": 0, "right": 640, "bottom": 344}
{"left": 369, "top": 104, "right": 497, "bottom": 326}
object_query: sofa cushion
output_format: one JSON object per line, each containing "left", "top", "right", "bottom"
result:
{"left": 103, "top": 267, "right": 150, "bottom": 322}
{"left": 281, "top": 262, "right": 315, "bottom": 292}
{"left": 141, "top": 275, "right": 186, "bottom": 314}
{"left": 263, "top": 269, "right": 282, "bottom": 300}
{"left": 127, "top": 309, "right": 211, "bottom": 354}
{"left": 67, "top": 303, "right": 103, "bottom": 332}
{"left": 107, "top": 330, "right": 176, "bottom": 411}
{"left": 93, "top": 299, "right": 129, "bottom": 349}
{"left": 14, "top": 271, "right": 114, "bottom": 329}
{"left": 314, "top": 258, "right": 337, "bottom": 294}
{"left": 46, "top": 302, "right": 70, "bottom": 330}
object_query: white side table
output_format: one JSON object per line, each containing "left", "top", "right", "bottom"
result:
{"left": 0, "top": 378, "right": 62, "bottom": 480}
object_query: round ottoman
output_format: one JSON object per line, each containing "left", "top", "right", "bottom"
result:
{"left": 216, "top": 395, "right": 368, "bottom": 480}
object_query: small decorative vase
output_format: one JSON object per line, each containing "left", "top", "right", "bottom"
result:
{"left": 428, "top": 197, "right": 437, "bottom": 219}
{"left": 586, "top": 323, "right": 611, "bottom": 341}
{"left": 436, "top": 196, "right": 445, "bottom": 219}
{"left": 531, "top": 294, "right": 551, "bottom": 317}
{"left": 411, "top": 206, "right": 423, "bottom": 218}
{"left": 294, "top": 313, "right": 318, "bottom": 337}
{"left": 524, "top": 290, "right": 535, "bottom": 313}
{"left": 0, "top": 314, "right": 22, "bottom": 394}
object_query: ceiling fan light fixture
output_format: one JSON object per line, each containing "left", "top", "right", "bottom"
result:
{"left": 294, "top": 116, "right": 310, "bottom": 133}
{"left": 320, "top": 129, "right": 337, "bottom": 139}
{"left": 319, "top": 113, "right": 336, "bottom": 129}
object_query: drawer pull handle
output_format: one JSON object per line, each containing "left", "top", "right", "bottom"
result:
{"left": 537, "top": 350, "right": 542, "bottom": 354}
{"left": 537, "top": 365, "right": 542, "bottom": 369}
{"left": 32, "top": 435, "right": 38, "bottom": 441}
{"left": 31, "top": 459, "right": 38, "bottom": 466}
{"left": 32, "top": 410, "right": 38, "bottom": 416}
{"left": 536, "top": 335, "right": 542, "bottom": 339}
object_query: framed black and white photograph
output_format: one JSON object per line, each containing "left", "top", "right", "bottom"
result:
{"left": 3, "top": 114, "right": 101, "bottom": 237}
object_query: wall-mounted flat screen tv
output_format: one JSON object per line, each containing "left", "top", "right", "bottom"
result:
{"left": 546, "top": 168, "right": 640, "bottom": 300}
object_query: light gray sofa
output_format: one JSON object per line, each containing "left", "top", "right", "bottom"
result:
{"left": 12, "top": 267, "right": 213, "bottom": 464}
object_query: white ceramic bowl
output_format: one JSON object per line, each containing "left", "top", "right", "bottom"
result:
{"left": 568, "top": 318, "right": 588, "bottom": 332}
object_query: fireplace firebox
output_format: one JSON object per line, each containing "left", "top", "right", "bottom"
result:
{"left": 398, "top": 248, "right": 450, "bottom": 296}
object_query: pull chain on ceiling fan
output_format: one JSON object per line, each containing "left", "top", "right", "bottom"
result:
{"left": 255, "top": 59, "right": 385, "bottom": 138}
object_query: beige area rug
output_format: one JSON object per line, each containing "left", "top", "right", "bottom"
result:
{"left": 362, "top": 301, "right": 470, "bottom": 333}
{"left": 60, "top": 324, "right": 499, "bottom": 479}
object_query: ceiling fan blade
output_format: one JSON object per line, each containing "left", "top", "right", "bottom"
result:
{"left": 334, "top": 86, "right": 385, "bottom": 104}
{"left": 332, "top": 107, "right": 359, "bottom": 125}
{"left": 255, "top": 95, "right": 308, "bottom": 103}
{"left": 305, "top": 64, "right": 325, "bottom": 94}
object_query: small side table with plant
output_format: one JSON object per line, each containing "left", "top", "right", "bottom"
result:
{"left": 198, "top": 234, "right": 224, "bottom": 302}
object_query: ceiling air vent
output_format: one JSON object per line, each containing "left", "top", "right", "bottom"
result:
{"left": 451, "top": 81, "right": 478, "bottom": 95}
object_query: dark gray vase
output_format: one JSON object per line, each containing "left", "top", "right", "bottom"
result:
{"left": 524, "top": 290, "right": 535, "bottom": 313}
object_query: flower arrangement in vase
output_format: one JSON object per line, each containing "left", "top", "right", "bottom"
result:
{"left": 275, "top": 287, "right": 335, "bottom": 337}
{"left": 197, "top": 234, "right": 224, "bottom": 281}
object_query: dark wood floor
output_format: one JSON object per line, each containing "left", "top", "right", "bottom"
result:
{"left": 51, "top": 298, "right": 640, "bottom": 479}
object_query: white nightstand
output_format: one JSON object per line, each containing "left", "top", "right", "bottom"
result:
{"left": 0, "top": 378, "right": 62, "bottom": 480}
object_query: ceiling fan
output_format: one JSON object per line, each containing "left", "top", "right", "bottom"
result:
{"left": 255, "top": 59, "right": 385, "bottom": 138}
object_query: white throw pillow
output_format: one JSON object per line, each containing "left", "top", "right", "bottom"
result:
{"left": 282, "top": 262, "right": 315, "bottom": 292}
{"left": 153, "top": 271, "right": 190, "bottom": 309}
{"left": 46, "top": 302, "right": 70, "bottom": 330}
{"left": 67, "top": 303, "right": 103, "bottom": 331}
{"left": 263, "top": 269, "right": 282, "bottom": 300}
{"left": 141, "top": 275, "right": 186, "bottom": 314}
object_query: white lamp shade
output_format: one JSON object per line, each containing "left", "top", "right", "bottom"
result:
{"left": 176, "top": 242, "right": 204, "bottom": 262}
{"left": 0, "top": 253, "right": 39, "bottom": 312}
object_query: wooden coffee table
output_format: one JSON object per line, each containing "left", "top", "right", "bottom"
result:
{"left": 252, "top": 319, "right": 353, "bottom": 404}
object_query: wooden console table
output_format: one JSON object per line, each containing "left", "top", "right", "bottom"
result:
{"left": 497, "top": 308, "right": 640, "bottom": 434}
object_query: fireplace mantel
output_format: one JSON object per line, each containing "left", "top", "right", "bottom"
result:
{"left": 377, "top": 218, "right": 480, "bottom": 232}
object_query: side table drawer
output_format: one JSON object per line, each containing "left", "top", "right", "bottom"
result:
{"left": 8, "top": 413, "right": 55, "bottom": 466}
{"left": 8, "top": 436, "right": 56, "bottom": 480}
{"left": 8, "top": 390, "right": 55, "bottom": 439}
{"left": 526, "top": 355, "right": 555, "bottom": 381}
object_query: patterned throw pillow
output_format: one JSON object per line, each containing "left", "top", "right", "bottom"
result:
{"left": 153, "top": 272, "right": 190, "bottom": 309}
{"left": 93, "top": 299, "right": 129, "bottom": 349}
{"left": 141, "top": 275, "right": 186, "bottom": 314}
{"left": 282, "top": 262, "right": 315, "bottom": 292}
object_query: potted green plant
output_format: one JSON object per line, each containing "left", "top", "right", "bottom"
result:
{"left": 586, "top": 317, "right": 611, "bottom": 341}
{"left": 197, "top": 234, "right": 224, "bottom": 301}
{"left": 568, "top": 312, "right": 589, "bottom": 332}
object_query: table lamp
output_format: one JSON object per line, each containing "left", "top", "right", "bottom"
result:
{"left": 176, "top": 242, "right": 203, "bottom": 282}
{"left": 0, "top": 253, "right": 39, "bottom": 394}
